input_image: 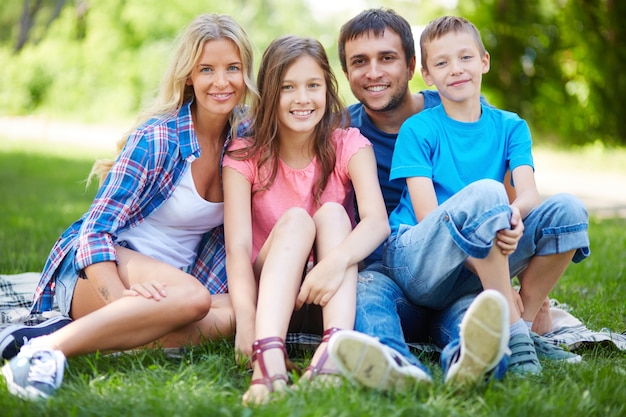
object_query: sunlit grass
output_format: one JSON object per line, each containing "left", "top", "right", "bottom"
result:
{"left": 1, "top": 142, "right": 625, "bottom": 417}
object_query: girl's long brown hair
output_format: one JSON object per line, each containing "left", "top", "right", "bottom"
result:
{"left": 238, "top": 35, "right": 348, "bottom": 205}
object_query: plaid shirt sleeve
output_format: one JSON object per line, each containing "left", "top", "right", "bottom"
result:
{"left": 74, "top": 124, "right": 177, "bottom": 271}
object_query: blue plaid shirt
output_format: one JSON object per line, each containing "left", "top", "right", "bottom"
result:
{"left": 32, "top": 100, "right": 251, "bottom": 313}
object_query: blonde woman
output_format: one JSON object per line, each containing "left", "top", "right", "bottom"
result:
{"left": 2, "top": 13, "right": 257, "bottom": 400}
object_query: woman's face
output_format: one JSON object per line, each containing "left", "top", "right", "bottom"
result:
{"left": 277, "top": 55, "right": 327, "bottom": 140}
{"left": 187, "top": 38, "right": 246, "bottom": 120}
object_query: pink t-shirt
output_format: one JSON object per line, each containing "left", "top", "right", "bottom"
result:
{"left": 223, "top": 127, "right": 371, "bottom": 260}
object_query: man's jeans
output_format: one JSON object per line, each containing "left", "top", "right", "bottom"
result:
{"left": 356, "top": 179, "right": 590, "bottom": 367}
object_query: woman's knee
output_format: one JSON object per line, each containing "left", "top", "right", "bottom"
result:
{"left": 168, "top": 274, "right": 213, "bottom": 322}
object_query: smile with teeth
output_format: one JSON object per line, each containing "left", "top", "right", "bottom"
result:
{"left": 291, "top": 110, "right": 314, "bottom": 116}
{"left": 366, "top": 85, "right": 388, "bottom": 92}
{"left": 211, "top": 93, "right": 232, "bottom": 98}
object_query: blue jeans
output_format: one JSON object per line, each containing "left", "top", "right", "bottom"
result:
{"left": 355, "top": 263, "right": 475, "bottom": 368}
{"left": 357, "top": 179, "right": 590, "bottom": 367}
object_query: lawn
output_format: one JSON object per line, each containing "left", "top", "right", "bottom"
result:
{"left": 0, "top": 138, "right": 625, "bottom": 417}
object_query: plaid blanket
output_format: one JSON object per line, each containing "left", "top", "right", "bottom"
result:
{"left": 2, "top": 272, "right": 624, "bottom": 352}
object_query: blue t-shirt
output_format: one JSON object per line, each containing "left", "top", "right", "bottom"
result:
{"left": 348, "top": 89, "right": 442, "bottom": 265}
{"left": 388, "top": 104, "right": 534, "bottom": 235}
{"left": 348, "top": 90, "right": 442, "bottom": 216}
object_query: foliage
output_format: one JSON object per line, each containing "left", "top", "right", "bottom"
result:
{"left": 0, "top": 0, "right": 625, "bottom": 144}
{"left": 458, "top": 0, "right": 626, "bottom": 146}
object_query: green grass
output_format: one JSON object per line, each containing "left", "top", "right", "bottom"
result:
{"left": 1, "top": 139, "right": 625, "bottom": 416}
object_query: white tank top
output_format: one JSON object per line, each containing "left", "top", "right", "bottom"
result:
{"left": 116, "top": 165, "right": 224, "bottom": 268}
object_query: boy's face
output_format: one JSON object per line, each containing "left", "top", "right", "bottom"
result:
{"left": 343, "top": 29, "right": 416, "bottom": 113}
{"left": 421, "top": 31, "right": 489, "bottom": 104}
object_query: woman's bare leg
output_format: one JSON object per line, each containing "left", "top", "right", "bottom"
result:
{"left": 41, "top": 247, "right": 228, "bottom": 357}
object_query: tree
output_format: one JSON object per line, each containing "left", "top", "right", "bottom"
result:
{"left": 14, "top": 0, "right": 67, "bottom": 52}
{"left": 457, "top": 0, "right": 625, "bottom": 145}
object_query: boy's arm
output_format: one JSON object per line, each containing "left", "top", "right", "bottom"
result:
{"left": 495, "top": 165, "right": 539, "bottom": 255}
{"left": 406, "top": 176, "right": 438, "bottom": 222}
{"left": 510, "top": 165, "right": 541, "bottom": 219}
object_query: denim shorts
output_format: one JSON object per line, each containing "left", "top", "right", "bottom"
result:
{"left": 54, "top": 249, "right": 80, "bottom": 316}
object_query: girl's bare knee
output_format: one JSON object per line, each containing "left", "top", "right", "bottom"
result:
{"left": 275, "top": 207, "right": 315, "bottom": 236}
{"left": 314, "top": 202, "right": 350, "bottom": 229}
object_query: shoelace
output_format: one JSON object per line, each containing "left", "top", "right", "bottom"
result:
{"left": 28, "top": 351, "right": 58, "bottom": 386}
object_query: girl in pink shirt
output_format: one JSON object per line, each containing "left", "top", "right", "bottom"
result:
{"left": 223, "top": 35, "right": 389, "bottom": 405}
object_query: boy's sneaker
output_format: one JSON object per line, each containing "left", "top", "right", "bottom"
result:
{"left": 0, "top": 316, "right": 72, "bottom": 361}
{"left": 2, "top": 343, "right": 65, "bottom": 400}
{"left": 442, "top": 289, "right": 510, "bottom": 385}
{"left": 531, "top": 332, "right": 582, "bottom": 363}
{"left": 508, "top": 332, "right": 542, "bottom": 374}
{"left": 328, "top": 330, "right": 432, "bottom": 392}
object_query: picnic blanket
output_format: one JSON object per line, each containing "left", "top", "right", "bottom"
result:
{"left": 2, "top": 272, "right": 625, "bottom": 352}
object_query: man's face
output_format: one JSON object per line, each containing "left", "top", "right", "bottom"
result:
{"left": 343, "top": 29, "right": 416, "bottom": 113}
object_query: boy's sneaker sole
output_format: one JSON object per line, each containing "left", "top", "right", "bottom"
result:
{"left": 0, "top": 316, "right": 72, "bottom": 361}
{"left": 445, "top": 289, "right": 510, "bottom": 385}
{"left": 328, "top": 330, "right": 431, "bottom": 392}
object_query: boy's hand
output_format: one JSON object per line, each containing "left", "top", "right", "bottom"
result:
{"left": 496, "top": 206, "right": 524, "bottom": 255}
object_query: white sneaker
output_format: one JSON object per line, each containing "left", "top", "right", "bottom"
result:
{"left": 328, "top": 330, "right": 431, "bottom": 392}
{"left": 443, "top": 289, "right": 510, "bottom": 385}
{"left": 2, "top": 343, "right": 65, "bottom": 400}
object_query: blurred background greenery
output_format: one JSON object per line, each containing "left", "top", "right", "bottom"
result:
{"left": 1, "top": 0, "right": 624, "bottom": 146}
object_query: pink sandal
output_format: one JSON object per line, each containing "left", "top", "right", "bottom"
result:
{"left": 249, "top": 336, "right": 298, "bottom": 391}
{"left": 305, "top": 327, "right": 342, "bottom": 377}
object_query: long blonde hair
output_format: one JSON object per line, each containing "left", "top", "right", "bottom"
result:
{"left": 88, "top": 13, "right": 257, "bottom": 186}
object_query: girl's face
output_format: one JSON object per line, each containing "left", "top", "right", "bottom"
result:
{"left": 277, "top": 55, "right": 326, "bottom": 139}
{"left": 187, "top": 38, "right": 246, "bottom": 120}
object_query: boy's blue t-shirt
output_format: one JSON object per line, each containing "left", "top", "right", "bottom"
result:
{"left": 388, "top": 104, "right": 534, "bottom": 235}
{"left": 348, "top": 89, "right": 441, "bottom": 264}
{"left": 348, "top": 89, "right": 442, "bottom": 216}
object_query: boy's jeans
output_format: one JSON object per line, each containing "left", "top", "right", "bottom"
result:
{"left": 356, "top": 179, "right": 589, "bottom": 367}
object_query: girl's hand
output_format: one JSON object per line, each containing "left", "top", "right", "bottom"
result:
{"left": 122, "top": 281, "right": 167, "bottom": 300}
{"left": 234, "top": 324, "right": 255, "bottom": 368}
{"left": 496, "top": 206, "right": 524, "bottom": 255}
{"left": 296, "top": 257, "right": 344, "bottom": 310}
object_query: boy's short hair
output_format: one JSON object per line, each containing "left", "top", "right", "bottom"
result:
{"left": 338, "top": 8, "right": 415, "bottom": 73}
{"left": 419, "top": 16, "right": 486, "bottom": 69}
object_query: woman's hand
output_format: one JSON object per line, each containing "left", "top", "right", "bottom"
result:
{"left": 122, "top": 281, "right": 167, "bottom": 300}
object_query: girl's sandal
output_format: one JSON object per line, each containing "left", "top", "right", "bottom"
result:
{"left": 302, "top": 327, "right": 344, "bottom": 387}
{"left": 243, "top": 336, "right": 293, "bottom": 405}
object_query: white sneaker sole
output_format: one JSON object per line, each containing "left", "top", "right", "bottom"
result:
{"left": 328, "top": 330, "right": 431, "bottom": 392}
{"left": 445, "top": 289, "right": 510, "bottom": 385}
